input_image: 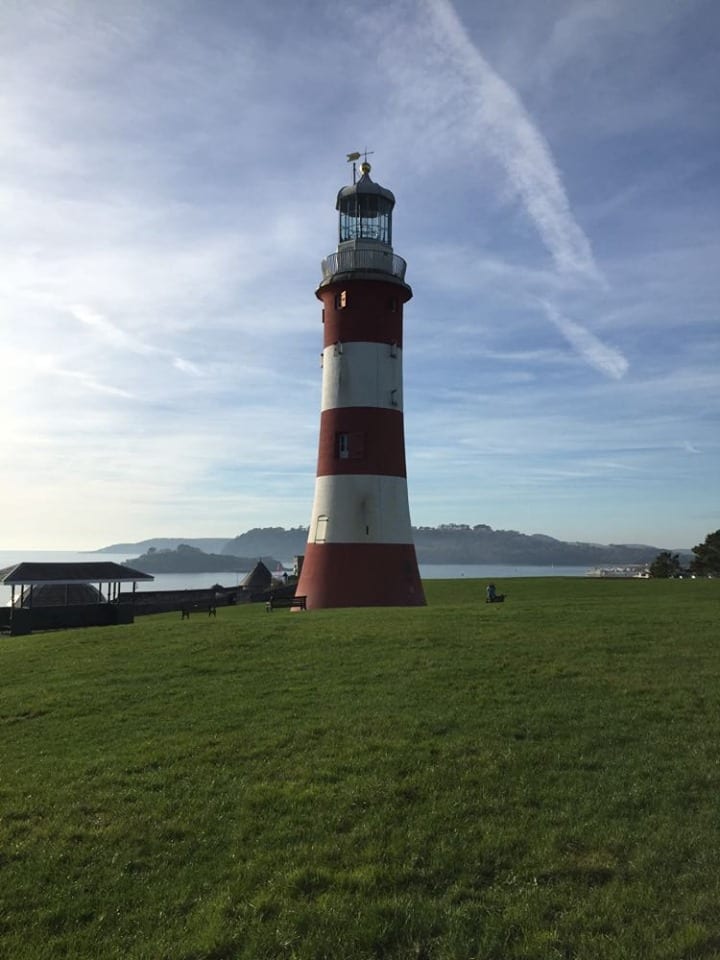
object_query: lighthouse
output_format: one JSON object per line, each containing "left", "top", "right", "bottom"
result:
{"left": 296, "top": 159, "right": 426, "bottom": 609}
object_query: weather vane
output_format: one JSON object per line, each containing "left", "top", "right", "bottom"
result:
{"left": 346, "top": 148, "right": 374, "bottom": 183}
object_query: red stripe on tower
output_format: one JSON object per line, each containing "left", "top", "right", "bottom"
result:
{"left": 296, "top": 158, "right": 425, "bottom": 608}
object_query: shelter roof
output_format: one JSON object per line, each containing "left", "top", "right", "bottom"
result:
{"left": 0, "top": 562, "right": 154, "bottom": 586}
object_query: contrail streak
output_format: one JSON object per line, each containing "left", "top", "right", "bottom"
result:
{"left": 376, "top": 0, "right": 626, "bottom": 377}
{"left": 422, "top": 0, "right": 603, "bottom": 286}
{"left": 542, "top": 301, "right": 628, "bottom": 380}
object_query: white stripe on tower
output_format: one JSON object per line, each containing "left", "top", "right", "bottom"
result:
{"left": 307, "top": 475, "right": 414, "bottom": 544}
{"left": 320, "top": 342, "right": 403, "bottom": 412}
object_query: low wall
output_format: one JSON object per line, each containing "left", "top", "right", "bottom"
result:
{"left": 0, "top": 604, "right": 135, "bottom": 637}
{"left": 118, "top": 586, "right": 243, "bottom": 617}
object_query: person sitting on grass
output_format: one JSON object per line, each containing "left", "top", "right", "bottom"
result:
{"left": 486, "top": 583, "right": 505, "bottom": 603}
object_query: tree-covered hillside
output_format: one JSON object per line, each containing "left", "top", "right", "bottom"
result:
{"left": 222, "top": 524, "right": 669, "bottom": 566}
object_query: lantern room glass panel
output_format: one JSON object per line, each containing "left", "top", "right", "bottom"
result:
{"left": 339, "top": 195, "right": 393, "bottom": 245}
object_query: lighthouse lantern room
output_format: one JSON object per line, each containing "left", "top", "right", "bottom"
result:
{"left": 296, "top": 159, "right": 426, "bottom": 608}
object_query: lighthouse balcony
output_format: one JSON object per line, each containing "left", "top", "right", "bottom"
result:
{"left": 321, "top": 248, "right": 407, "bottom": 285}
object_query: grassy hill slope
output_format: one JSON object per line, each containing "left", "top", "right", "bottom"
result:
{"left": 1, "top": 578, "right": 719, "bottom": 959}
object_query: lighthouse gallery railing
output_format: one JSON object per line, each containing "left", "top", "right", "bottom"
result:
{"left": 321, "top": 249, "right": 407, "bottom": 283}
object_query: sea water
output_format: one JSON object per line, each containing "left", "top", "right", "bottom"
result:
{"left": 0, "top": 549, "right": 589, "bottom": 606}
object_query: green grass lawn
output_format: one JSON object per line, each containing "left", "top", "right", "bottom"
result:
{"left": 1, "top": 577, "right": 719, "bottom": 959}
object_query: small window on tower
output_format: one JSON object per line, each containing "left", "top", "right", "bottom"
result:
{"left": 389, "top": 297, "right": 398, "bottom": 312}
{"left": 337, "top": 433, "right": 350, "bottom": 460}
{"left": 335, "top": 290, "right": 348, "bottom": 309}
{"left": 336, "top": 432, "right": 365, "bottom": 460}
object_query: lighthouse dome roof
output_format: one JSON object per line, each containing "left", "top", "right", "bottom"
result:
{"left": 336, "top": 166, "right": 395, "bottom": 210}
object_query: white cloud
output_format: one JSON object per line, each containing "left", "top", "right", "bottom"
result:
{"left": 173, "top": 357, "right": 203, "bottom": 377}
{"left": 69, "top": 304, "right": 155, "bottom": 353}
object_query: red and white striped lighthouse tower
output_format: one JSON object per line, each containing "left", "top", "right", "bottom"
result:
{"left": 296, "top": 159, "right": 425, "bottom": 609}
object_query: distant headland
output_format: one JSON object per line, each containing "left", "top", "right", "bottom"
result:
{"left": 119, "top": 543, "right": 280, "bottom": 575}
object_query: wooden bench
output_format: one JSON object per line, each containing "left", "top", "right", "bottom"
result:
{"left": 265, "top": 596, "right": 307, "bottom": 612}
{"left": 181, "top": 603, "right": 217, "bottom": 619}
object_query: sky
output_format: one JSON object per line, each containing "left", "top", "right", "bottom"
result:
{"left": 1, "top": 0, "right": 718, "bottom": 551}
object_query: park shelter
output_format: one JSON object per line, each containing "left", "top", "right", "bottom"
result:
{"left": 0, "top": 562, "right": 154, "bottom": 636}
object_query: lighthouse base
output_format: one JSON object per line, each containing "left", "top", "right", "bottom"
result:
{"left": 296, "top": 542, "right": 426, "bottom": 609}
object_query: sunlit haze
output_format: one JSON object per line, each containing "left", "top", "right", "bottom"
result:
{"left": 2, "top": 0, "right": 718, "bottom": 550}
